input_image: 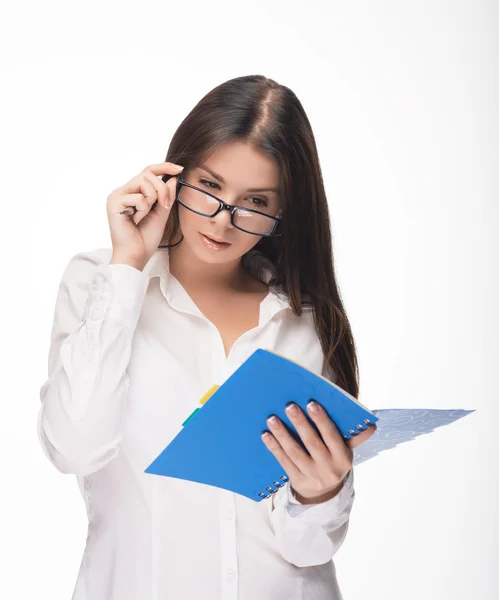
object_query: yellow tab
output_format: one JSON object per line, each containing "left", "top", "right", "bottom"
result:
{"left": 199, "top": 384, "right": 220, "bottom": 405}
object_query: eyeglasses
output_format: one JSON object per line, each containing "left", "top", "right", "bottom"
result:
{"left": 175, "top": 175, "right": 282, "bottom": 237}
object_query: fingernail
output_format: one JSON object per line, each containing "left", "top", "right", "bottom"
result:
{"left": 285, "top": 403, "right": 299, "bottom": 416}
{"left": 267, "top": 416, "right": 279, "bottom": 427}
{"left": 308, "top": 401, "right": 320, "bottom": 414}
{"left": 174, "top": 164, "right": 184, "bottom": 170}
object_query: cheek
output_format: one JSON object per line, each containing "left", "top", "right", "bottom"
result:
{"left": 178, "top": 207, "right": 205, "bottom": 233}
{"left": 237, "top": 233, "right": 263, "bottom": 254}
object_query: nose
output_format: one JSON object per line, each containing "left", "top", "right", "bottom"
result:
{"left": 210, "top": 201, "right": 234, "bottom": 228}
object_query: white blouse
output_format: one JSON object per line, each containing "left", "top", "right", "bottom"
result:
{"left": 37, "top": 246, "right": 356, "bottom": 600}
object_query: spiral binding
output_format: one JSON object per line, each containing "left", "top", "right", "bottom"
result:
{"left": 258, "top": 474, "right": 289, "bottom": 499}
{"left": 344, "top": 418, "right": 373, "bottom": 438}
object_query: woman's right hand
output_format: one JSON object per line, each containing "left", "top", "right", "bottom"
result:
{"left": 106, "top": 162, "right": 184, "bottom": 270}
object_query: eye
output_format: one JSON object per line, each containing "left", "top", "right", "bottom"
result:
{"left": 197, "top": 178, "right": 269, "bottom": 208}
{"left": 198, "top": 178, "right": 220, "bottom": 190}
{"left": 250, "top": 197, "right": 268, "bottom": 208}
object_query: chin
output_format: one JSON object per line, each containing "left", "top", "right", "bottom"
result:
{"left": 198, "top": 250, "right": 236, "bottom": 264}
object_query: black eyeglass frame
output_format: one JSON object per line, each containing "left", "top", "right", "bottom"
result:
{"left": 174, "top": 174, "right": 282, "bottom": 237}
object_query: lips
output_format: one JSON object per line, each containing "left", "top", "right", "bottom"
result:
{"left": 198, "top": 232, "right": 232, "bottom": 251}
{"left": 201, "top": 233, "right": 230, "bottom": 245}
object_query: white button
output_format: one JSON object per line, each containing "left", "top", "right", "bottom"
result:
{"left": 226, "top": 569, "right": 235, "bottom": 583}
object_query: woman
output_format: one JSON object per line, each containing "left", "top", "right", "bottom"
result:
{"left": 38, "top": 74, "right": 374, "bottom": 600}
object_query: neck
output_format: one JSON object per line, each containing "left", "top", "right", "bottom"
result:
{"left": 168, "top": 242, "right": 249, "bottom": 292}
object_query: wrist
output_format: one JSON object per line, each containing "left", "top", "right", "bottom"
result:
{"left": 291, "top": 479, "right": 345, "bottom": 505}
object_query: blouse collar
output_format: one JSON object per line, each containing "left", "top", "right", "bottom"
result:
{"left": 142, "top": 247, "right": 291, "bottom": 325}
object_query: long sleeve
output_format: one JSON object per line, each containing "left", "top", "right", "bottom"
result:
{"left": 269, "top": 467, "right": 355, "bottom": 568}
{"left": 269, "top": 355, "right": 356, "bottom": 568}
{"left": 37, "top": 249, "right": 150, "bottom": 476}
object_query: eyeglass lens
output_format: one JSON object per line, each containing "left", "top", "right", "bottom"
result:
{"left": 177, "top": 184, "right": 278, "bottom": 235}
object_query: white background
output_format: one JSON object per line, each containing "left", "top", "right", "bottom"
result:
{"left": 1, "top": 1, "right": 497, "bottom": 598}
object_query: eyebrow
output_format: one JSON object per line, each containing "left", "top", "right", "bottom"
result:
{"left": 198, "top": 164, "right": 280, "bottom": 194}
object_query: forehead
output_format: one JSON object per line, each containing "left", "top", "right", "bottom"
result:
{"left": 198, "top": 140, "right": 280, "bottom": 188}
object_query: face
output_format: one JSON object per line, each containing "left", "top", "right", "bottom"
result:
{"left": 175, "top": 139, "right": 282, "bottom": 265}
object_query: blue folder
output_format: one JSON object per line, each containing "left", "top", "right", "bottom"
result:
{"left": 144, "top": 349, "right": 474, "bottom": 502}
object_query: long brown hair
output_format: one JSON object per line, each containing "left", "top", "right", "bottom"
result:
{"left": 159, "top": 75, "right": 359, "bottom": 399}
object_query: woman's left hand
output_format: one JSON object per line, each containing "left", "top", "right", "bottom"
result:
{"left": 261, "top": 401, "right": 376, "bottom": 504}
